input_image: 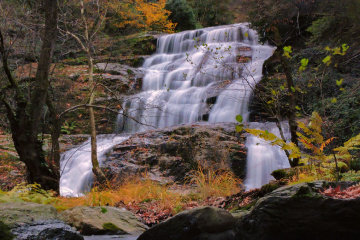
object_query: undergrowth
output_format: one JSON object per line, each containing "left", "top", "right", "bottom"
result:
{"left": 0, "top": 168, "right": 242, "bottom": 217}
{"left": 189, "top": 167, "right": 242, "bottom": 199}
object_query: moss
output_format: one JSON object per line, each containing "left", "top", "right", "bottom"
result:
{"left": 260, "top": 183, "right": 281, "bottom": 193}
{"left": 102, "top": 222, "right": 120, "bottom": 232}
{"left": 0, "top": 221, "right": 14, "bottom": 240}
{"left": 271, "top": 169, "right": 287, "bottom": 180}
{"left": 239, "top": 200, "right": 257, "bottom": 211}
{"left": 292, "top": 185, "right": 322, "bottom": 199}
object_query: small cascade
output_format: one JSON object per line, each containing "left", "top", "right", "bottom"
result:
{"left": 60, "top": 135, "right": 129, "bottom": 196}
{"left": 244, "top": 123, "right": 291, "bottom": 190}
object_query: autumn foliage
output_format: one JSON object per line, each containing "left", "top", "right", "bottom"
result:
{"left": 108, "top": 0, "right": 176, "bottom": 33}
{"left": 321, "top": 184, "right": 360, "bottom": 199}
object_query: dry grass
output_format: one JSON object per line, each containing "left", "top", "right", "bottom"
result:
{"left": 189, "top": 167, "right": 242, "bottom": 199}
{"left": 54, "top": 176, "right": 186, "bottom": 211}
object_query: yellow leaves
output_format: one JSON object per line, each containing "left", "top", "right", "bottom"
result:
{"left": 245, "top": 128, "right": 300, "bottom": 160}
{"left": 283, "top": 46, "right": 292, "bottom": 58}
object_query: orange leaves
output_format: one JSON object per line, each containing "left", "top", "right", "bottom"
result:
{"left": 109, "top": 0, "right": 176, "bottom": 33}
{"left": 321, "top": 184, "right": 360, "bottom": 199}
{"left": 319, "top": 137, "right": 336, "bottom": 152}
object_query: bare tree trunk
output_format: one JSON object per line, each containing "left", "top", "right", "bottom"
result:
{"left": 80, "top": 0, "right": 107, "bottom": 185}
{"left": 277, "top": 52, "right": 300, "bottom": 167}
{"left": 87, "top": 54, "right": 107, "bottom": 184}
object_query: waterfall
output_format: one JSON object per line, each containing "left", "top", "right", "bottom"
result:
{"left": 118, "top": 23, "right": 274, "bottom": 132}
{"left": 244, "top": 123, "right": 291, "bottom": 190}
{"left": 60, "top": 135, "right": 129, "bottom": 196}
{"left": 60, "top": 23, "right": 290, "bottom": 196}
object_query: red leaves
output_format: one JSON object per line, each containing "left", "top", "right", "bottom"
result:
{"left": 321, "top": 184, "right": 360, "bottom": 199}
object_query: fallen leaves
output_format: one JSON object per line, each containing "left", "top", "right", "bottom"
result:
{"left": 321, "top": 184, "right": 360, "bottom": 199}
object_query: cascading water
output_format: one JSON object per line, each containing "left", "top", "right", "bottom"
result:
{"left": 244, "top": 123, "right": 291, "bottom": 190}
{"left": 60, "top": 135, "right": 129, "bottom": 196}
{"left": 118, "top": 23, "right": 264, "bottom": 132}
{"left": 60, "top": 23, "right": 290, "bottom": 196}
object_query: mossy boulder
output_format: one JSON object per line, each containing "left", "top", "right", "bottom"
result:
{"left": 138, "top": 207, "right": 236, "bottom": 240}
{"left": 0, "top": 202, "right": 83, "bottom": 240}
{"left": 0, "top": 202, "right": 58, "bottom": 228}
{"left": 60, "top": 206, "right": 148, "bottom": 235}
{"left": 235, "top": 181, "right": 360, "bottom": 240}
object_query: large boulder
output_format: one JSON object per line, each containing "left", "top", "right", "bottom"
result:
{"left": 103, "top": 123, "right": 246, "bottom": 183}
{"left": 138, "top": 207, "right": 236, "bottom": 240}
{"left": 0, "top": 202, "right": 83, "bottom": 240}
{"left": 235, "top": 181, "right": 360, "bottom": 240}
{"left": 60, "top": 206, "right": 148, "bottom": 235}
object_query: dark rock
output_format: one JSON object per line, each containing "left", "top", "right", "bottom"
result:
{"left": 138, "top": 207, "right": 236, "bottom": 240}
{"left": 235, "top": 181, "right": 360, "bottom": 240}
{"left": 95, "top": 63, "right": 144, "bottom": 95}
{"left": 11, "top": 220, "right": 84, "bottom": 240}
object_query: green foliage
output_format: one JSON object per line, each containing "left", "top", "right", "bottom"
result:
{"left": 283, "top": 46, "right": 292, "bottom": 58}
{"left": 61, "top": 121, "right": 77, "bottom": 134}
{"left": 306, "top": 16, "right": 334, "bottom": 43}
{"left": 100, "top": 207, "right": 108, "bottom": 213}
{"left": 305, "top": 0, "right": 360, "bottom": 44}
{"left": 271, "top": 169, "right": 287, "bottom": 180}
{"left": 165, "top": 0, "right": 197, "bottom": 31}
{"left": 188, "top": 0, "right": 233, "bottom": 27}
{"left": 299, "top": 58, "right": 309, "bottom": 72}
{"left": 239, "top": 111, "right": 360, "bottom": 181}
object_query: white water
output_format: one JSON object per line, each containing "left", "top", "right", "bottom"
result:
{"left": 60, "top": 135, "right": 129, "bottom": 196}
{"left": 60, "top": 23, "right": 290, "bottom": 196}
{"left": 244, "top": 123, "right": 291, "bottom": 190}
{"left": 118, "top": 23, "right": 273, "bottom": 132}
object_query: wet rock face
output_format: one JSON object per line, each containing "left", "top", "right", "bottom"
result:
{"left": 103, "top": 123, "right": 246, "bottom": 183}
{"left": 138, "top": 207, "right": 236, "bottom": 240}
{"left": 60, "top": 206, "right": 148, "bottom": 236}
{"left": 235, "top": 181, "right": 360, "bottom": 240}
{"left": 0, "top": 202, "right": 83, "bottom": 240}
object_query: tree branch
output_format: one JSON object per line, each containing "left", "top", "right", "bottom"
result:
{"left": 58, "top": 103, "right": 155, "bottom": 128}
{"left": 0, "top": 28, "right": 18, "bottom": 89}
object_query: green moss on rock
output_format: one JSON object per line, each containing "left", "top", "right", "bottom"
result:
{"left": 0, "top": 221, "right": 14, "bottom": 240}
{"left": 102, "top": 222, "right": 120, "bottom": 232}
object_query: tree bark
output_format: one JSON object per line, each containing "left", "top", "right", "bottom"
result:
{"left": 0, "top": 0, "right": 60, "bottom": 191}
{"left": 80, "top": 0, "right": 107, "bottom": 185}
{"left": 277, "top": 52, "right": 300, "bottom": 167}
